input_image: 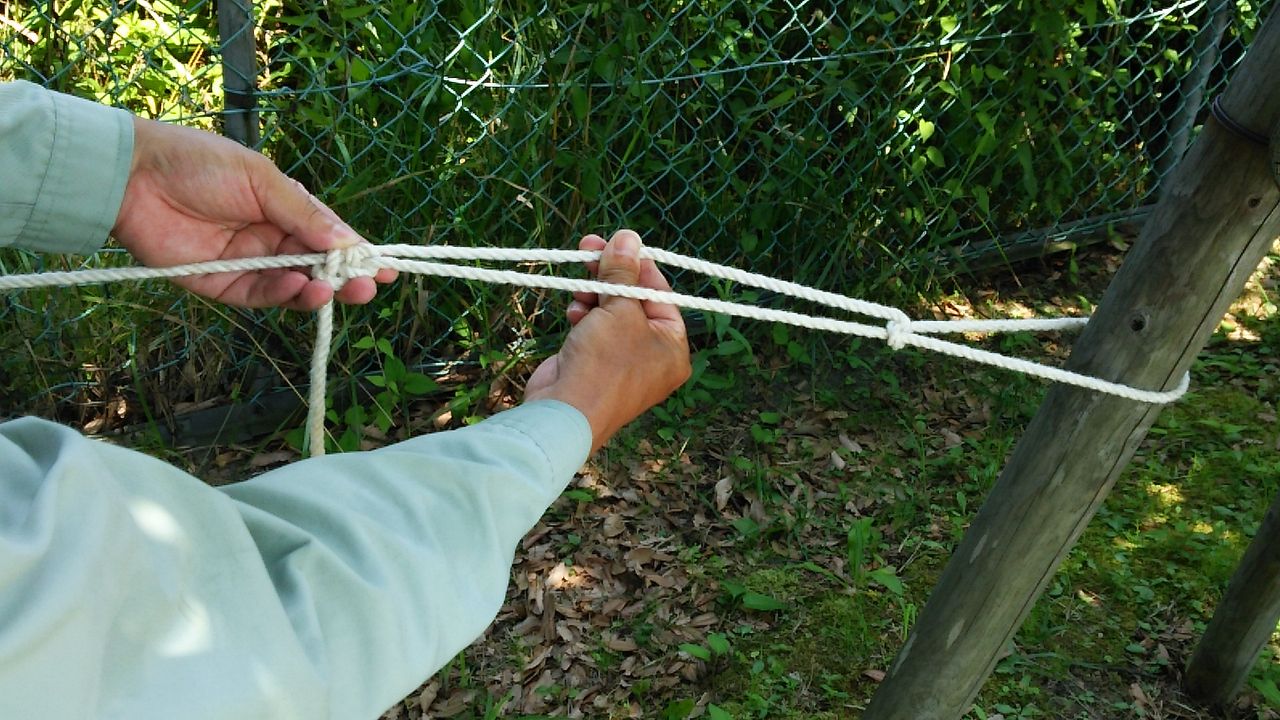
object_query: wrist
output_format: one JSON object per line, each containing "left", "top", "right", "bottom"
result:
{"left": 113, "top": 116, "right": 162, "bottom": 248}
{"left": 530, "top": 382, "right": 627, "bottom": 454}
{"left": 127, "top": 116, "right": 152, "bottom": 178}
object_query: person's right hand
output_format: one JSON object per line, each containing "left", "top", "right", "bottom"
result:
{"left": 524, "top": 230, "right": 691, "bottom": 453}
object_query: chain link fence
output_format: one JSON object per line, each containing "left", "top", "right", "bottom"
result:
{"left": 0, "top": 0, "right": 1267, "bottom": 441}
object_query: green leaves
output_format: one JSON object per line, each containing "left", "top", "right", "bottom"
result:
{"left": 660, "top": 699, "right": 696, "bottom": 720}
{"left": 846, "top": 517, "right": 874, "bottom": 587}
{"left": 741, "top": 592, "right": 787, "bottom": 611}
{"left": 1253, "top": 676, "right": 1280, "bottom": 709}
{"left": 679, "top": 632, "right": 732, "bottom": 664}
{"left": 563, "top": 488, "right": 596, "bottom": 503}
{"left": 678, "top": 643, "right": 712, "bottom": 661}
{"left": 330, "top": 335, "right": 444, "bottom": 447}
{"left": 731, "top": 517, "right": 760, "bottom": 538}
{"left": 869, "top": 567, "right": 905, "bottom": 596}
{"left": 973, "top": 185, "right": 991, "bottom": 216}
{"left": 845, "top": 518, "right": 905, "bottom": 595}
{"left": 707, "top": 632, "right": 731, "bottom": 655}
{"left": 707, "top": 704, "right": 734, "bottom": 720}
{"left": 359, "top": 335, "right": 438, "bottom": 399}
{"left": 569, "top": 86, "right": 590, "bottom": 123}
{"left": 721, "top": 579, "right": 787, "bottom": 612}
{"left": 402, "top": 373, "right": 437, "bottom": 396}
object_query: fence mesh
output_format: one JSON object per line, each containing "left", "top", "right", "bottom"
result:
{"left": 0, "top": 0, "right": 1267, "bottom": 439}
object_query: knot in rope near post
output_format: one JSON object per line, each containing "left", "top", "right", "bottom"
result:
{"left": 884, "top": 311, "right": 913, "bottom": 350}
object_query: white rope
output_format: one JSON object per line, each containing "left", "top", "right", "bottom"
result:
{"left": 0, "top": 244, "right": 1190, "bottom": 456}
{"left": 308, "top": 245, "right": 381, "bottom": 454}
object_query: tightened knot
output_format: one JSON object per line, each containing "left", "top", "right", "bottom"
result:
{"left": 884, "top": 312, "right": 912, "bottom": 351}
{"left": 314, "top": 244, "right": 380, "bottom": 291}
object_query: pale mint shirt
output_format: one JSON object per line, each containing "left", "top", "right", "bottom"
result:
{"left": 0, "top": 81, "right": 592, "bottom": 719}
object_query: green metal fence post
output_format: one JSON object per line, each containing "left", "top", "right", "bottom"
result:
{"left": 217, "top": 0, "right": 258, "bottom": 147}
{"left": 1158, "top": 0, "right": 1234, "bottom": 186}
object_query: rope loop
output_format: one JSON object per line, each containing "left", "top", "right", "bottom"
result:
{"left": 0, "top": 242, "right": 1194, "bottom": 457}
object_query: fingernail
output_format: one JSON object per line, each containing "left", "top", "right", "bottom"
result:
{"left": 614, "top": 233, "right": 639, "bottom": 258}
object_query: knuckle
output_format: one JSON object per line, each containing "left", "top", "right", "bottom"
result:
{"left": 248, "top": 151, "right": 282, "bottom": 177}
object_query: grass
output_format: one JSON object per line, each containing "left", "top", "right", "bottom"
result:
{"left": 373, "top": 245, "right": 1279, "bottom": 720}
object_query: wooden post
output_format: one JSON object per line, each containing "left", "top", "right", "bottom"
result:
{"left": 217, "top": 0, "right": 259, "bottom": 147}
{"left": 863, "top": 7, "right": 1280, "bottom": 719}
{"left": 1184, "top": 492, "right": 1280, "bottom": 706}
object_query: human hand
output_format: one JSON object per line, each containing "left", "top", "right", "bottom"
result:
{"left": 111, "top": 117, "right": 395, "bottom": 310}
{"left": 525, "top": 230, "right": 692, "bottom": 453}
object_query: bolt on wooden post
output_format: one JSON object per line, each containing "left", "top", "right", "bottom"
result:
{"left": 863, "top": 7, "right": 1280, "bottom": 718}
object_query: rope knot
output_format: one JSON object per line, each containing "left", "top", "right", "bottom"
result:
{"left": 885, "top": 313, "right": 912, "bottom": 351}
{"left": 314, "top": 244, "right": 380, "bottom": 291}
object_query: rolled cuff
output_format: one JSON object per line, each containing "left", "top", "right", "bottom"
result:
{"left": 481, "top": 399, "right": 593, "bottom": 486}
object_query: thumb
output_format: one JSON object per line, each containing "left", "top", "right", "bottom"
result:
{"left": 596, "top": 230, "right": 642, "bottom": 308}
{"left": 256, "top": 160, "right": 362, "bottom": 250}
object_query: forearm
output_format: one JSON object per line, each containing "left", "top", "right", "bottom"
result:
{"left": 0, "top": 400, "right": 590, "bottom": 719}
{"left": 0, "top": 80, "right": 132, "bottom": 253}
{"left": 219, "top": 400, "right": 591, "bottom": 708}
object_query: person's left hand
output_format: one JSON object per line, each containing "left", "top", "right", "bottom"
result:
{"left": 111, "top": 117, "right": 395, "bottom": 310}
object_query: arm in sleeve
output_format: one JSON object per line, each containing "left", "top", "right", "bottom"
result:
{"left": 0, "top": 80, "right": 133, "bottom": 253}
{"left": 0, "top": 399, "right": 591, "bottom": 720}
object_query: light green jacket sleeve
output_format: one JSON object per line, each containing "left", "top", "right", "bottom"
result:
{"left": 0, "top": 401, "right": 591, "bottom": 719}
{"left": 0, "top": 80, "right": 132, "bottom": 254}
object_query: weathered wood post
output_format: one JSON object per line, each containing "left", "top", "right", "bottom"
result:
{"left": 217, "top": 0, "right": 259, "bottom": 147}
{"left": 863, "top": 7, "right": 1280, "bottom": 719}
{"left": 1184, "top": 491, "right": 1280, "bottom": 706}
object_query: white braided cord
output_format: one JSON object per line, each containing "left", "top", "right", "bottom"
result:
{"left": 0, "top": 254, "right": 329, "bottom": 289}
{"left": 310, "top": 300, "right": 334, "bottom": 454}
{"left": 1, "top": 244, "right": 1189, "bottom": 456}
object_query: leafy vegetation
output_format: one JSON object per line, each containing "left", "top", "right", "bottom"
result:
{"left": 0, "top": 0, "right": 1262, "bottom": 424}
{"left": 2, "top": 4, "right": 1279, "bottom": 718}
